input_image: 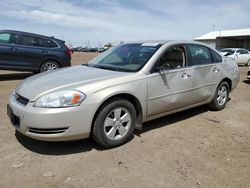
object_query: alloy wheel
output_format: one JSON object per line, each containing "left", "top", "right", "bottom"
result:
{"left": 217, "top": 85, "right": 228, "bottom": 106}
{"left": 104, "top": 107, "right": 131, "bottom": 140}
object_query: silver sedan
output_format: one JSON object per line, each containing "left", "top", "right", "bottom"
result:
{"left": 8, "top": 41, "right": 239, "bottom": 148}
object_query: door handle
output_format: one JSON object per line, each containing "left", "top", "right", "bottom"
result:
{"left": 181, "top": 72, "right": 191, "bottom": 79}
{"left": 213, "top": 67, "right": 220, "bottom": 72}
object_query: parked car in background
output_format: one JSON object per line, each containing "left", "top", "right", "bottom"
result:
{"left": 71, "top": 46, "right": 83, "bottom": 52}
{"left": 88, "top": 47, "right": 98, "bottom": 52}
{"left": 0, "top": 30, "right": 71, "bottom": 73}
{"left": 219, "top": 48, "right": 250, "bottom": 65}
{"left": 98, "top": 47, "right": 105, "bottom": 52}
{"left": 8, "top": 41, "right": 239, "bottom": 148}
{"left": 247, "top": 63, "right": 250, "bottom": 79}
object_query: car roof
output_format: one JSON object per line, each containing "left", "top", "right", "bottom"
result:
{"left": 220, "top": 48, "right": 247, "bottom": 51}
{"left": 131, "top": 40, "right": 215, "bottom": 45}
{"left": 127, "top": 40, "right": 216, "bottom": 49}
{"left": 0, "top": 29, "right": 63, "bottom": 42}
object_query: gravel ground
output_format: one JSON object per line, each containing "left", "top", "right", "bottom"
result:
{"left": 0, "top": 52, "right": 249, "bottom": 188}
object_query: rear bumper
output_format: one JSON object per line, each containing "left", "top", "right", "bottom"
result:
{"left": 231, "top": 70, "right": 240, "bottom": 91}
{"left": 61, "top": 56, "right": 71, "bottom": 67}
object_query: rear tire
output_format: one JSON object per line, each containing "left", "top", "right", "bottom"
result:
{"left": 247, "top": 59, "right": 250, "bottom": 66}
{"left": 209, "top": 82, "right": 229, "bottom": 111}
{"left": 92, "top": 99, "right": 136, "bottom": 148}
{"left": 40, "top": 61, "right": 59, "bottom": 72}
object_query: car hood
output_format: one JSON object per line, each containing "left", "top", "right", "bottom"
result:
{"left": 15, "top": 65, "right": 130, "bottom": 101}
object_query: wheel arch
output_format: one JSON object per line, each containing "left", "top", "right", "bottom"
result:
{"left": 220, "top": 77, "right": 232, "bottom": 91}
{"left": 91, "top": 93, "right": 143, "bottom": 132}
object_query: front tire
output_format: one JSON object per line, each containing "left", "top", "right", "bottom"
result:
{"left": 92, "top": 99, "right": 136, "bottom": 148}
{"left": 209, "top": 82, "right": 229, "bottom": 111}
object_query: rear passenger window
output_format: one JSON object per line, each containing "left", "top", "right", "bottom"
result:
{"left": 188, "top": 44, "right": 213, "bottom": 65}
{"left": 21, "top": 35, "right": 37, "bottom": 46}
{"left": 241, "top": 50, "right": 249, "bottom": 54}
{"left": 0, "top": 33, "right": 11, "bottom": 43}
{"left": 20, "top": 35, "right": 58, "bottom": 48}
{"left": 211, "top": 50, "right": 222, "bottom": 62}
{"left": 44, "top": 39, "right": 58, "bottom": 48}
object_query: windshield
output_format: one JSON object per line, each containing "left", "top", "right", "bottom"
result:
{"left": 87, "top": 43, "right": 162, "bottom": 72}
{"left": 219, "top": 49, "right": 236, "bottom": 56}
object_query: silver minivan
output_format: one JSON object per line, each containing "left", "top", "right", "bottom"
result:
{"left": 8, "top": 41, "right": 239, "bottom": 148}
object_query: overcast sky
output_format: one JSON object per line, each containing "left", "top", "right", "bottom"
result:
{"left": 0, "top": 0, "right": 250, "bottom": 46}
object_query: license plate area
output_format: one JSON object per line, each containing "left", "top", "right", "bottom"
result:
{"left": 7, "top": 105, "right": 20, "bottom": 128}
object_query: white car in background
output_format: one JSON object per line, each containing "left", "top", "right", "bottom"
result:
{"left": 219, "top": 48, "right": 250, "bottom": 65}
{"left": 247, "top": 65, "right": 250, "bottom": 79}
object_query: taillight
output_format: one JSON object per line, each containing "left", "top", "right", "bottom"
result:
{"left": 65, "top": 45, "right": 72, "bottom": 56}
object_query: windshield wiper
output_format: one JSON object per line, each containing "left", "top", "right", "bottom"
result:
{"left": 91, "top": 65, "right": 125, "bottom": 72}
{"left": 82, "top": 64, "right": 89, "bottom": 66}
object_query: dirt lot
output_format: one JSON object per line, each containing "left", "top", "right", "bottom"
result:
{"left": 0, "top": 52, "right": 249, "bottom": 188}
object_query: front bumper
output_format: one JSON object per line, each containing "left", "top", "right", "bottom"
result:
{"left": 7, "top": 95, "right": 95, "bottom": 141}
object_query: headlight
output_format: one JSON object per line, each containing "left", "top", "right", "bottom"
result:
{"left": 33, "top": 90, "right": 86, "bottom": 108}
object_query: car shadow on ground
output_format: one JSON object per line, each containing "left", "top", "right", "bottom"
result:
{"left": 0, "top": 72, "right": 34, "bottom": 81}
{"left": 15, "top": 131, "right": 105, "bottom": 155}
{"left": 16, "top": 105, "right": 209, "bottom": 155}
{"left": 243, "top": 79, "right": 250, "bottom": 84}
{"left": 135, "top": 105, "right": 209, "bottom": 135}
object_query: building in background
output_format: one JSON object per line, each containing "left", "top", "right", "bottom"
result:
{"left": 195, "top": 28, "right": 250, "bottom": 50}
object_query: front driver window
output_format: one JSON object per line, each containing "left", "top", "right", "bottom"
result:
{"left": 154, "top": 46, "right": 185, "bottom": 71}
{"left": 0, "top": 33, "right": 11, "bottom": 44}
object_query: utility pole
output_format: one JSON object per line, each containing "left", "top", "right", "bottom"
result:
{"left": 212, "top": 25, "right": 216, "bottom": 31}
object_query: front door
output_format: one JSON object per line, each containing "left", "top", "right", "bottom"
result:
{"left": 235, "top": 49, "right": 249, "bottom": 64}
{"left": 147, "top": 45, "right": 193, "bottom": 117}
{"left": 0, "top": 32, "right": 20, "bottom": 68}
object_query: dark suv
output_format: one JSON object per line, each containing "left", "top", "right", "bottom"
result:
{"left": 0, "top": 30, "right": 71, "bottom": 73}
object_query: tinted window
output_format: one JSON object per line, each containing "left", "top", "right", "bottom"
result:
{"left": 236, "top": 50, "right": 242, "bottom": 54}
{"left": 0, "top": 33, "right": 11, "bottom": 43}
{"left": 36, "top": 38, "right": 58, "bottom": 48}
{"left": 189, "top": 44, "right": 213, "bottom": 65}
{"left": 47, "top": 39, "right": 58, "bottom": 48}
{"left": 211, "top": 50, "right": 222, "bottom": 62}
{"left": 240, "top": 49, "right": 249, "bottom": 54}
{"left": 21, "top": 35, "right": 37, "bottom": 46}
{"left": 20, "top": 35, "right": 58, "bottom": 48}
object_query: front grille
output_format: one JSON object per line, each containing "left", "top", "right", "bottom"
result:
{"left": 28, "top": 127, "right": 69, "bottom": 134}
{"left": 14, "top": 93, "right": 29, "bottom": 106}
{"left": 7, "top": 105, "right": 20, "bottom": 128}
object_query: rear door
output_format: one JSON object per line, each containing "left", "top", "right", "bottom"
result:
{"left": 235, "top": 49, "right": 248, "bottom": 64}
{"left": 13, "top": 34, "right": 47, "bottom": 69}
{"left": 187, "top": 44, "right": 221, "bottom": 103}
{"left": 239, "top": 49, "right": 250, "bottom": 64}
